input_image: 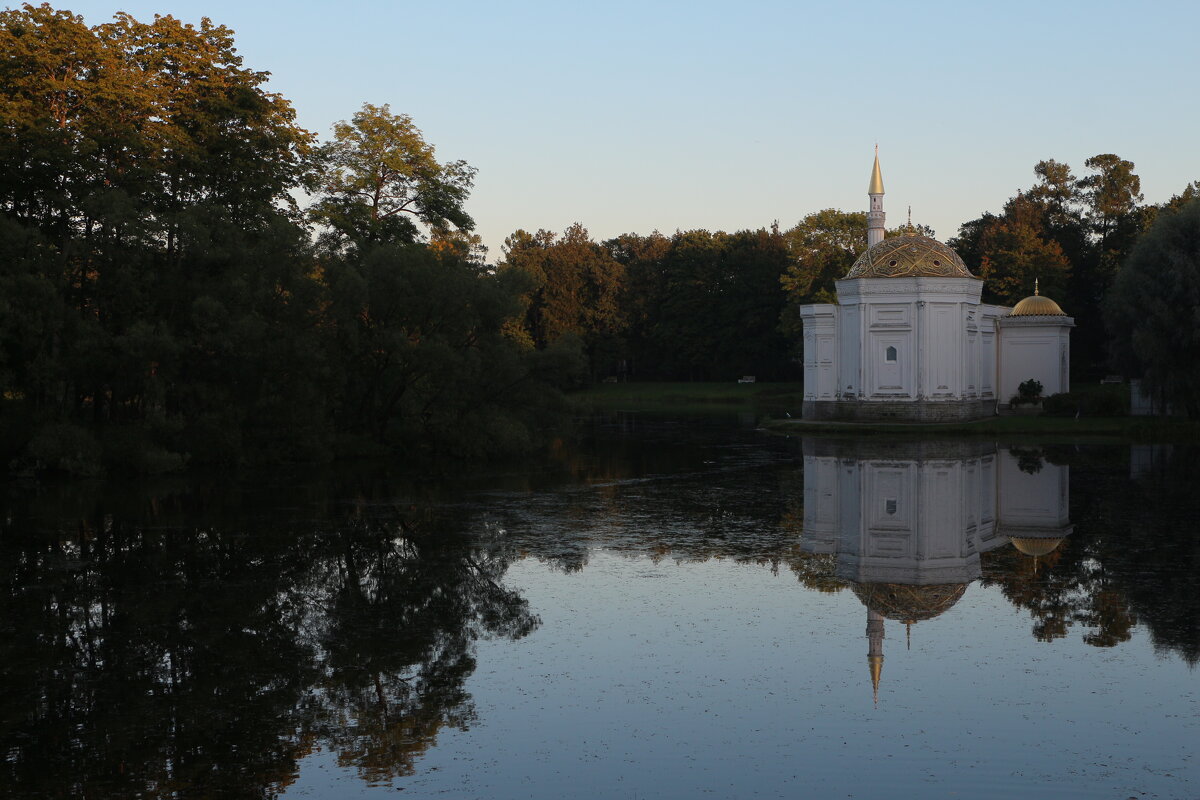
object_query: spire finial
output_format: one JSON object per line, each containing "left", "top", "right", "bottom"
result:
{"left": 1035, "top": 277, "right": 1040, "bottom": 296}
{"left": 868, "top": 148, "right": 884, "bottom": 195}
{"left": 908, "top": 206, "right": 912, "bottom": 228}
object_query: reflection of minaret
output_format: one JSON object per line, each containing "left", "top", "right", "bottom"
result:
{"left": 800, "top": 440, "right": 995, "bottom": 705}
{"left": 867, "top": 147, "right": 886, "bottom": 247}
{"left": 867, "top": 608, "right": 885, "bottom": 705}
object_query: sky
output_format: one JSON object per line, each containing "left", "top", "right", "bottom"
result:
{"left": 54, "top": 0, "right": 1200, "bottom": 261}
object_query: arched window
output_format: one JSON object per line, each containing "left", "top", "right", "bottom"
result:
{"left": 885, "top": 346, "right": 897, "bottom": 363}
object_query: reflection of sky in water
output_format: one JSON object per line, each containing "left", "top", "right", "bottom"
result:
{"left": 289, "top": 552, "right": 1194, "bottom": 799}
{"left": 4, "top": 418, "right": 1195, "bottom": 799}
{"left": 278, "top": 434, "right": 1197, "bottom": 799}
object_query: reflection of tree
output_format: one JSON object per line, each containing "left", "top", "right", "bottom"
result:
{"left": 0, "top": 510, "right": 319, "bottom": 799}
{"left": 0, "top": 487, "right": 537, "bottom": 798}
{"left": 311, "top": 518, "right": 538, "bottom": 783}
{"left": 1008, "top": 446, "right": 1045, "bottom": 475}
{"left": 779, "top": 470, "right": 845, "bottom": 593}
{"left": 981, "top": 447, "right": 1199, "bottom": 663}
{"left": 1116, "top": 448, "right": 1200, "bottom": 665}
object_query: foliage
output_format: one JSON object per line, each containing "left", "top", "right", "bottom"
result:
{"left": 310, "top": 103, "right": 476, "bottom": 250}
{"left": 1041, "top": 392, "right": 1078, "bottom": 417}
{"left": 1018, "top": 379, "right": 1044, "bottom": 401}
{"left": 498, "top": 224, "right": 796, "bottom": 382}
{"left": 24, "top": 422, "right": 102, "bottom": 475}
{"left": 1105, "top": 198, "right": 1200, "bottom": 418}
{"left": 974, "top": 195, "right": 1071, "bottom": 306}
{"left": 499, "top": 223, "right": 624, "bottom": 379}
{"left": 1041, "top": 387, "right": 1127, "bottom": 418}
{"left": 779, "top": 209, "right": 866, "bottom": 305}
{"left": 0, "top": 6, "right": 579, "bottom": 475}
{"left": 949, "top": 155, "right": 1193, "bottom": 372}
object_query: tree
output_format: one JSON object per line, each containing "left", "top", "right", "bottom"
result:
{"left": 1105, "top": 198, "right": 1200, "bottom": 418}
{"left": 779, "top": 209, "right": 866, "bottom": 305}
{"left": 498, "top": 224, "right": 625, "bottom": 378}
{"left": 974, "top": 194, "right": 1071, "bottom": 306}
{"left": 311, "top": 103, "right": 476, "bottom": 249}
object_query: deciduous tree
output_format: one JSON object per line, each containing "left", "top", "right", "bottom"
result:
{"left": 312, "top": 103, "right": 476, "bottom": 249}
{"left": 1105, "top": 198, "right": 1200, "bottom": 418}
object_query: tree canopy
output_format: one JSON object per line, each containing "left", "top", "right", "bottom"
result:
{"left": 1105, "top": 198, "right": 1200, "bottom": 418}
{"left": 0, "top": 5, "right": 574, "bottom": 475}
{"left": 311, "top": 103, "right": 476, "bottom": 250}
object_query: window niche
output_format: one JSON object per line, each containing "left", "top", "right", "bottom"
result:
{"left": 885, "top": 346, "right": 898, "bottom": 363}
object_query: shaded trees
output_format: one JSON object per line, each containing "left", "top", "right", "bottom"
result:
{"left": 974, "top": 193, "right": 1071, "bottom": 306}
{"left": 949, "top": 155, "right": 1179, "bottom": 374}
{"left": 1105, "top": 198, "right": 1200, "bottom": 418}
{"left": 0, "top": 4, "right": 320, "bottom": 468}
{"left": 0, "top": 7, "right": 575, "bottom": 473}
{"left": 499, "top": 223, "right": 625, "bottom": 374}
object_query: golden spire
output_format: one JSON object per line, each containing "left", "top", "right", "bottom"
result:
{"left": 1035, "top": 277, "right": 1040, "bottom": 296}
{"left": 866, "top": 608, "right": 885, "bottom": 707}
{"left": 869, "top": 146, "right": 884, "bottom": 195}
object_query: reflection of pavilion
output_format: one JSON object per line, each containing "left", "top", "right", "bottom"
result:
{"left": 800, "top": 440, "right": 1072, "bottom": 701}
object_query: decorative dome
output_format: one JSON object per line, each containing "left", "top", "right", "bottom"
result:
{"left": 1010, "top": 294, "right": 1066, "bottom": 316}
{"left": 1010, "top": 537, "right": 1065, "bottom": 557}
{"left": 845, "top": 233, "right": 974, "bottom": 279}
{"left": 850, "top": 582, "right": 968, "bottom": 623}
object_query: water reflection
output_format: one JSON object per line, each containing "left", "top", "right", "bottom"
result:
{"left": 0, "top": 485, "right": 536, "bottom": 798}
{"left": 800, "top": 440, "right": 1073, "bottom": 700}
{"left": 1, "top": 425, "right": 1198, "bottom": 798}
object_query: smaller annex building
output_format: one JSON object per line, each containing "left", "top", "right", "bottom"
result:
{"left": 799, "top": 153, "right": 1073, "bottom": 422}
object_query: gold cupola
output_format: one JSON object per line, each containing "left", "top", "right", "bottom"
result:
{"left": 1010, "top": 280, "right": 1067, "bottom": 316}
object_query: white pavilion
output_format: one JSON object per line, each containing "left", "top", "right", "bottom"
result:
{"left": 799, "top": 152, "right": 1074, "bottom": 421}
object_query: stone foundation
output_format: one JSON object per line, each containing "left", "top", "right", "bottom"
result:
{"left": 802, "top": 398, "right": 995, "bottom": 423}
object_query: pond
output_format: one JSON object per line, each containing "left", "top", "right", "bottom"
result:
{"left": 1, "top": 416, "right": 1197, "bottom": 799}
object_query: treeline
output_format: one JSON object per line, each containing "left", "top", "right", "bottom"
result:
{"left": 4, "top": 6, "right": 1198, "bottom": 476}
{"left": 0, "top": 5, "right": 583, "bottom": 474}
{"left": 498, "top": 224, "right": 795, "bottom": 382}
{"left": 499, "top": 161, "right": 1199, "bottom": 415}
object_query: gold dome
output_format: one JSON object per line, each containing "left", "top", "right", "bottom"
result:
{"left": 845, "top": 233, "right": 974, "bottom": 279}
{"left": 850, "top": 582, "right": 968, "bottom": 623}
{"left": 1010, "top": 537, "right": 1065, "bottom": 557}
{"left": 1010, "top": 294, "right": 1066, "bottom": 316}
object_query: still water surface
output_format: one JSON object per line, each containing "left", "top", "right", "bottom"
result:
{"left": 2, "top": 417, "right": 1197, "bottom": 798}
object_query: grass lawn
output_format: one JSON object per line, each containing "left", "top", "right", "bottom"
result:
{"left": 570, "top": 381, "right": 1200, "bottom": 442}
{"left": 766, "top": 412, "right": 1200, "bottom": 442}
{"left": 571, "top": 381, "right": 805, "bottom": 413}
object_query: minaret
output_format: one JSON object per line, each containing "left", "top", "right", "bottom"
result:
{"left": 867, "top": 146, "right": 886, "bottom": 247}
{"left": 866, "top": 608, "right": 885, "bottom": 705}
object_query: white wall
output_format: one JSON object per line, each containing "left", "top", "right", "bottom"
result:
{"left": 997, "top": 318, "right": 1073, "bottom": 402}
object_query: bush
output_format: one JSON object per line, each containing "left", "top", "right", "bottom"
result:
{"left": 1042, "top": 393, "right": 1079, "bottom": 417}
{"left": 1018, "top": 379, "right": 1044, "bottom": 401}
{"left": 1041, "top": 387, "right": 1127, "bottom": 417}
{"left": 25, "top": 423, "right": 103, "bottom": 476}
{"left": 1086, "top": 387, "right": 1127, "bottom": 417}
{"left": 100, "top": 425, "right": 186, "bottom": 475}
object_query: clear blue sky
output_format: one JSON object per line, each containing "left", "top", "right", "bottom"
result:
{"left": 60, "top": 0, "right": 1200, "bottom": 261}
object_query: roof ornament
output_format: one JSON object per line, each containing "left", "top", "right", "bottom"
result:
{"left": 1035, "top": 277, "right": 1040, "bottom": 296}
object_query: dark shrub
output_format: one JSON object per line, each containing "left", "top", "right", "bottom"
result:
{"left": 1043, "top": 393, "right": 1079, "bottom": 417}
{"left": 1018, "top": 379, "right": 1044, "bottom": 401}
